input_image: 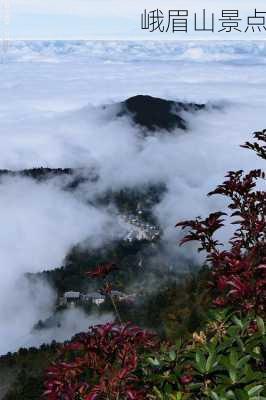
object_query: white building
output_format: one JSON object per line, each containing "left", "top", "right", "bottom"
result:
{"left": 64, "top": 291, "right": 81, "bottom": 301}
{"left": 81, "top": 292, "right": 105, "bottom": 306}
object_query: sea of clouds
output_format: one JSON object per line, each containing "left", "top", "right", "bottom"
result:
{"left": 5, "top": 40, "right": 266, "bottom": 64}
{"left": 0, "top": 40, "right": 265, "bottom": 354}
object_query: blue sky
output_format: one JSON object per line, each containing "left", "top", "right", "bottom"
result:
{"left": 7, "top": 0, "right": 266, "bottom": 39}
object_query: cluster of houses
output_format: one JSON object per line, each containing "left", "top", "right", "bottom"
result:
{"left": 124, "top": 214, "right": 160, "bottom": 243}
{"left": 59, "top": 290, "right": 136, "bottom": 308}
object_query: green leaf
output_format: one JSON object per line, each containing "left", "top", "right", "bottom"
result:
{"left": 236, "top": 355, "right": 251, "bottom": 369}
{"left": 170, "top": 393, "right": 182, "bottom": 400}
{"left": 148, "top": 357, "right": 160, "bottom": 367}
{"left": 247, "top": 385, "right": 264, "bottom": 396}
{"left": 227, "top": 326, "right": 240, "bottom": 337}
{"left": 195, "top": 351, "right": 206, "bottom": 373}
{"left": 229, "top": 350, "right": 239, "bottom": 366}
{"left": 175, "top": 338, "right": 182, "bottom": 351}
{"left": 232, "top": 316, "right": 243, "bottom": 329}
{"left": 153, "top": 386, "right": 164, "bottom": 400}
{"left": 236, "top": 336, "right": 245, "bottom": 352}
{"left": 256, "top": 317, "right": 265, "bottom": 335}
{"left": 250, "top": 397, "right": 266, "bottom": 400}
{"left": 227, "top": 390, "right": 237, "bottom": 399}
{"left": 252, "top": 346, "right": 261, "bottom": 355}
{"left": 234, "top": 389, "right": 249, "bottom": 400}
{"left": 228, "top": 367, "right": 238, "bottom": 384}
{"left": 210, "top": 392, "right": 220, "bottom": 400}
{"left": 188, "top": 383, "right": 202, "bottom": 391}
{"left": 169, "top": 350, "right": 176, "bottom": 362}
{"left": 206, "top": 351, "right": 217, "bottom": 373}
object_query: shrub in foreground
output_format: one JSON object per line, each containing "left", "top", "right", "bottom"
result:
{"left": 144, "top": 130, "right": 266, "bottom": 399}
{"left": 43, "top": 130, "right": 266, "bottom": 400}
{"left": 44, "top": 323, "right": 158, "bottom": 400}
{"left": 144, "top": 310, "right": 266, "bottom": 400}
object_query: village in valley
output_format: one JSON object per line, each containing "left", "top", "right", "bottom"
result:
{"left": 58, "top": 213, "right": 160, "bottom": 308}
{"left": 123, "top": 212, "right": 160, "bottom": 243}
{"left": 32, "top": 209, "right": 161, "bottom": 333}
{"left": 59, "top": 290, "right": 137, "bottom": 308}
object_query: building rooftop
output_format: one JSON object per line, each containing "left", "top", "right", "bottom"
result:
{"left": 64, "top": 291, "right": 80, "bottom": 299}
{"left": 82, "top": 292, "right": 105, "bottom": 300}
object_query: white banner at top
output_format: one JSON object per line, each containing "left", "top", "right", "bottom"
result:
{"left": 7, "top": 0, "right": 266, "bottom": 40}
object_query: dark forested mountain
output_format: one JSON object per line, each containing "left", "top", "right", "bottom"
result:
{"left": 110, "top": 95, "right": 206, "bottom": 132}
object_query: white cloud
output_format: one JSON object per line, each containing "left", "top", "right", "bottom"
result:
{"left": 0, "top": 174, "right": 126, "bottom": 354}
{"left": 0, "top": 40, "right": 265, "bottom": 354}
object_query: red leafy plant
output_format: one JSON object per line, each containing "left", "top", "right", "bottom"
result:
{"left": 176, "top": 130, "right": 266, "bottom": 315}
{"left": 44, "top": 323, "right": 158, "bottom": 400}
{"left": 86, "top": 262, "right": 122, "bottom": 323}
{"left": 85, "top": 262, "right": 118, "bottom": 280}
